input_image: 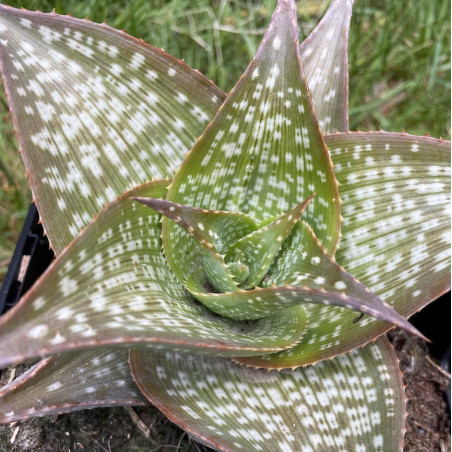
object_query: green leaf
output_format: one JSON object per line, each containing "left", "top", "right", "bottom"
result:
{"left": 299, "top": 0, "right": 353, "bottom": 133}
{"left": 133, "top": 197, "right": 257, "bottom": 293}
{"left": 0, "top": 0, "right": 354, "bottom": 253}
{"left": 0, "top": 181, "right": 307, "bottom": 368}
{"left": 0, "top": 5, "right": 223, "bottom": 252}
{"left": 133, "top": 198, "right": 258, "bottom": 255}
{"left": 0, "top": 348, "right": 148, "bottom": 423}
{"left": 236, "top": 132, "right": 450, "bottom": 367}
{"left": 130, "top": 338, "right": 405, "bottom": 451}
{"left": 135, "top": 196, "right": 313, "bottom": 294}
{"left": 164, "top": 0, "right": 341, "bottom": 263}
{"left": 0, "top": 2, "right": 448, "bottom": 445}
{"left": 329, "top": 132, "right": 451, "bottom": 318}
{"left": 184, "top": 214, "right": 424, "bottom": 338}
{"left": 224, "top": 196, "right": 314, "bottom": 289}
{"left": 135, "top": 193, "right": 421, "bottom": 339}
{"left": 0, "top": 0, "right": 356, "bottom": 254}
{"left": 186, "top": 276, "right": 423, "bottom": 337}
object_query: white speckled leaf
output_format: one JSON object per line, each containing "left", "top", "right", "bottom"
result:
{"left": 186, "top": 276, "right": 423, "bottom": 338}
{"left": 0, "top": 348, "right": 148, "bottom": 424}
{"left": 0, "top": 5, "right": 223, "bottom": 253}
{"left": 237, "top": 132, "right": 450, "bottom": 368}
{"left": 165, "top": 0, "right": 341, "bottom": 263}
{"left": 182, "top": 212, "right": 423, "bottom": 338}
{"left": 0, "top": 181, "right": 307, "bottom": 369}
{"left": 130, "top": 338, "right": 405, "bottom": 452}
{"left": 135, "top": 193, "right": 420, "bottom": 337}
{"left": 133, "top": 197, "right": 255, "bottom": 293}
{"left": 329, "top": 132, "right": 451, "bottom": 315}
{"left": 0, "top": 0, "right": 353, "bottom": 254}
{"left": 133, "top": 198, "right": 258, "bottom": 255}
{"left": 299, "top": 0, "right": 353, "bottom": 133}
{"left": 136, "top": 197, "right": 312, "bottom": 296}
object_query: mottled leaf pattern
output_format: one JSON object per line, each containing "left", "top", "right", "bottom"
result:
{"left": 178, "top": 205, "right": 425, "bottom": 336}
{"left": 0, "top": 348, "right": 148, "bottom": 423}
{"left": 0, "top": 5, "right": 223, "bottom": 252}
{"left": 330, "top": 132, "right": 451, "bottom": 314}
{"left": 0, "top": 1, "right": 449, "bottom": 450}
{"left": 236, "top": 132, "right": 450, "bottom": 367}
{"left": 130, "top": 338, "right": 405, "bottom": 452}
{"left": 0, "top": 181, "right": 307, "bottom": 368}
{"left": 135, "top": 184, "right": 422, "bottom": 336}
{"left": 165, "top": 0, "right": 341, "bottom": 261}
{"left": 299, "top": 0, "right": 353, "bottom": 133}
{"left": 133, "top": 198, "right": 258, "bottom": 255}
{"left": 0, "top": 0, "right": 355, "bottom": 252}
{"left": 186, "top": 278, "right": 423, "bottom": 336}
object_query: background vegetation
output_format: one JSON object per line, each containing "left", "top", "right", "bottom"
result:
{"left": 0, "top": 0, "right": 450, "bottom": 280}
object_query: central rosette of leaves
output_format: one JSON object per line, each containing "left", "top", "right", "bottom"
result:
{"left": 134, "top": 196, "right": 314, "bottom": 321}
{"left": 129, "top": 0, "right": 423, "bottom": 346}
{"left": 132, "top": 194, "right": 422, "bottom": 345}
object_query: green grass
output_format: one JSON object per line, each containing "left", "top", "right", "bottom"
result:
{"left": 348, "top": 0, "right": 451, "bottom": 137}
{"left": 0, "top": 0, "right": 449, "bottom": 273}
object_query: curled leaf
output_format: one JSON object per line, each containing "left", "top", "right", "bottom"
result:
{"left": 165, "top": 0, "right": 341, "bottom": 263}
{"left": 133, "top": 197, "right": 256, "bottom": 292}
{"left": 224, "top": 196, "right": 314, "bottom": 289}
{"left": 238, "top": 132, "right": 450, "bottom": 367}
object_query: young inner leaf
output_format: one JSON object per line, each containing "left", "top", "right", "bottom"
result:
{"left": 133, "top": 197, "right": 257, "bottom": 292}
{"left": 135, "top": 195, "right": 313, "bottom": 296}
{"left": 224, "top": 195, "right": 315, "bottom": 289}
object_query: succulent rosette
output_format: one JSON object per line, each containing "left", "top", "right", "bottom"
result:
{"left": 0, "top": 1, "right": 449, "bottom": 450}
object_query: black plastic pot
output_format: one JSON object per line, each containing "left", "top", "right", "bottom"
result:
{"left": 0, "top": 203, "right": 54, "bottom": 315}
{"left": 411, "top": 291, "right": 451, "bottom": 360}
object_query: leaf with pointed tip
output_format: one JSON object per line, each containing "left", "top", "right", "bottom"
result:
{"left": 185, "top": 272, "right": 422, "bottom": 336}
{"left": 299, "top": 0, "right": 353, "bottom": 133}
{"left": 224, "top": 196, "right": 314, "bottom": 289}
{"left": 133, "top": 198, "right": 258, "bottom": 255}
{"left": 164, "top": 0, "right": 341, "bottom": 271}
{"left": 0, "top": 348, "right": 147, "bottom": 424}
{"left": 185, "top": 272, "right": 311, "bottom": 322}
{"left": 329, "top": 132, "right": 451, "bottom": 317}
{"left": 0, "top": 1, "right": 444, "bottom": 444}
{"left": 136, "top": 192, "right": 417, "bottom": 334}
{"left": 236, "top": 132, "right": 450, "bottom": 368}
{"left": 0, "top": 181, "right": 307, "bottom": 369}
{"left": 169, "top": 194, "right": 424, "bottom": 336}
{"left": 130, "top": 338, "right": 405, "bottom": 451}
{"left": 140, "top": 197, "right": 312, "bottom": 298}
{"left": 0, "top": 0, "right": 354, "bottom": 253}
{"left": 0, "top": 0, "right": 356, "bottom": 255}
{"left": 133, "top": 197, "right": 257, "bottom": 292}
{"left": 0, "top": 5, "right": 223, "bottom": 252}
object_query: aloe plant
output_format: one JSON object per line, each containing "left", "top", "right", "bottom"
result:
{"left": 0, "top": 0, "right": 450, "bottom": 450}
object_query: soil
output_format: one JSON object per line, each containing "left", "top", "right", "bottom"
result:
{"left": 389, "top": 330, "right": 451, "bottom": 452}
{"left": 0, "top": 329, "right": 449, "bottom": 452}
{"left": 0, "top": 392, "right": 210, "bottom": 451}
